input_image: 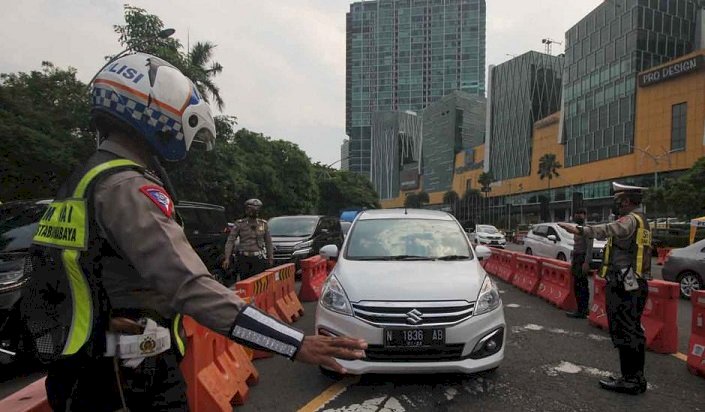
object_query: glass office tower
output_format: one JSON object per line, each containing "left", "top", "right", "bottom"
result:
{"left": 346, "top": 0, "right": 486, "bottom": 176}
{"left": 562, "top": 0, "right": 703, "bottom": 166}
{"left": 486, "top": 51, "right": 564, "bottom": 181}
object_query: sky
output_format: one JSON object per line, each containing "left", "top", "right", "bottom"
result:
{"left": 0, "top": 0, "right": 604, "bottom": 167}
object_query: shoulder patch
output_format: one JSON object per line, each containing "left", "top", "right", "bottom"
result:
{"left": 139, "top": 185, "right": 174, "bottom": 218}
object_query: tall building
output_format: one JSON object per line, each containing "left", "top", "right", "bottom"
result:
{"left": 346, "top": 0, "right": 486, "bottom": 177}
{"left": 561, "top": 0, "right": 703, "bottom": 166}
{"left": 340, "top": 139, "right": 350, "bottom": 170}
{"left": 486, "top": 51, "right": 564, "bottom": 181}
{"left": 422, "top": 91, "right": 485, "bottom": 193}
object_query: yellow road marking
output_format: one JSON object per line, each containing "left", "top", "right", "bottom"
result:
{"left": 672, "top": 352, "right": 688, "bottom": 362}
{"left": 298, "top": 375, "right": 360, "bottom": 412}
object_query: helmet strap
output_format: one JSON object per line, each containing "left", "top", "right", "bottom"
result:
{"left": 150, "top": 155, "right": 179, "bottom": 204}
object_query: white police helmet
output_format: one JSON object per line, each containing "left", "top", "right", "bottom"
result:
{"left": 90, "top": 52, "right": 216, "bottom": 161}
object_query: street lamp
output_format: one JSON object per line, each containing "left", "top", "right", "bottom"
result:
{"left": 628, "top": 143, "right": 679, "bottom": 188}
{"left": 87, "top": 28, "right": 176, "bottom": 89}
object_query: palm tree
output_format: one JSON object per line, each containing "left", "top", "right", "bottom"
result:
{"left": 184, "top": 41, "right": 225, "bottom": 111}
{"left": 417, "top": 191, "right": 430, "bottom": 207}
{"left": 538, "top": 153, "right": 562, "bottom": 199}
{"left": 478, "top": 172, "right": 493, "bottom": 198}
{"left": 404, "top": 193, "right": 420, "bottom": 208}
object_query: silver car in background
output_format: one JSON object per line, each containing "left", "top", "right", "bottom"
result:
{"left": 315, "top": 209, "right": 504, "bottom": 375}
{"left": 661, "top": 239, "right": 705, "bottom": 299}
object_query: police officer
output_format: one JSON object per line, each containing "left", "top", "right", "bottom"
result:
{"left": 565, "top": 208, "right": 593, "bottom": 319}
{"left": 559, "top": 182, "right": 651, "bottom": 395}
{"left": 222, "top": 199, "right": 273, "bottom": 280}
{"left": 24, "top": 53, "right": 366, "bottom": 411}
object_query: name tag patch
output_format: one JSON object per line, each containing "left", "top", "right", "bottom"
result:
{"left": 33, "top": 199, "right": 88, "bottom": 250}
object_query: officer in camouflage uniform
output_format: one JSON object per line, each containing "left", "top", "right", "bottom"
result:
{"left": 560, "top": 182, "right": 651, "bottom": 395}
{"left": 222, "top": 199, "right": 273, "bottom": 280}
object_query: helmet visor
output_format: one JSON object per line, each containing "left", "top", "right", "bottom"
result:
{"left": 194, "top": 127, "right": 215, "bottom": 151}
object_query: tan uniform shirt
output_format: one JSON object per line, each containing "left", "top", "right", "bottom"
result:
{"left": 224, "top": 218, "right": 273, "bottom": 261}
{"left": 93, "top": 137, "right": 245, "bottom": 336}
{"left": 582, "top": 210, "right": 648, "bottom": 272}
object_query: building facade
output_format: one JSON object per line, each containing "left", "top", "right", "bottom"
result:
{"left": 422, "top": 91, "right": 485, "bottom": 193}
{"left": 486, "top": 51, "right": 564, "bottom": 181}
{"left": 561, "top": 0, "right": 704, "bottom": 167}
{"left": 340, "top": 139, "right": 350, "bottom": 170}
{"left": 346, "top": 0, "right": 486, "bottom": 176}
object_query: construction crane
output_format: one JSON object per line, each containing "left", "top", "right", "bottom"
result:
{"left": 541, "top": 38, "right": 563, "bottom": 55}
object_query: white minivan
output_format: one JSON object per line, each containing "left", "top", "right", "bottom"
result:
{"left": 315, "top": 209, "right": 505, "bottom": 375}
{"left": 523, "top": 222, "right": 605, "bottom": 269}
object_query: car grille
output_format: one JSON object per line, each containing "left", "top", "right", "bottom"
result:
{"left": 364, "top": 344, "right": 465, "bottom": 362}
{"left": 352, "top": 301, "right": 475, "bottom": 327}
{"left": 273, "top": 245, "right": 295, "bottom": 260}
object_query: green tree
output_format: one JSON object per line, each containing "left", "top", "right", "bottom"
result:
{"left": 183, "top": 42, "right": 225, "bottom": 111}
{"left": 417, "top": 191, "right": 430, "bottom": 206}
{"left": 0, "top": 62, "right": 93, "bottom": 200}
{"left": 478, "top": 172, "right": 493, "bottom": 198}
{"left": 404, "top": 193, "right": 420, "bottom": 208}
{"left": 443, "top": 190, "right": 460, "bottom": 215}
{"left": 643, "top": 186, "right": 669, "bottom": 218}
{"left": 538, "top": 153, "right": 562, "bottom": 197}
{"left": 314, "top": 164, "right": 380, "bottom": 215}
{"left": 662, "top": 157, "right": 705, "bottom": 219}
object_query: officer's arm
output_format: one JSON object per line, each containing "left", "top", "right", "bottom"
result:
{"left": 224, "top": 222, "right": 239, "bottom": 258}
{"left": 94, "top": 173, "right": 306, "bottom": 358}
{"left": 582, "top": 215, "right": 636, "bottom": 240}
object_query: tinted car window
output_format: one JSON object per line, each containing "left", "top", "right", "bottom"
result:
{"left": 269, "top": 216, "right": 320, "bottom": 237}
{"left": 533, "top": 225, "right": 548, "bottom": 236}
{"left": 547, "top": 227, "right": 560, "bottom": 238}
{"left": 0, "top": 203, "right": 47, "bottom": 253}
{"left": 177, "top": 207, "right": 226, "bottom": 234}
{"left": 346, "top": 219, "right": 472, "bottom": 260}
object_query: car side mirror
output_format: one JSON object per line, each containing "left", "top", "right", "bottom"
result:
{"left": 475, "top": 245, "right": 492, "bottom": 260}
{"left": 547, "top": 234, "right": 557, "bottom": 242}
{"left": 319, "top": 244, "right": 339, "bottom": 260}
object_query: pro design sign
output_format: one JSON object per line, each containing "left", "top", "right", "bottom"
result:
{"left": 639, "top": 56, "right": 703, "bottom": 87}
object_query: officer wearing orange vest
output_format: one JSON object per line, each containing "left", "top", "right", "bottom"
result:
{"left": 23, "top": 52, "right": 366, "bottom": 411}
{"left": 560, "top": 182, "right": 651, "bottom": 395}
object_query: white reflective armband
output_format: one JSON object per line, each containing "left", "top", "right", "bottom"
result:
{"left": 229, "top": 305, "right": 304, "bottom": 359}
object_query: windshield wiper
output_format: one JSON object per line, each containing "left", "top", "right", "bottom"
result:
{"left": 386, "top": 255, "right": 434, "bottom": 261}
{"left": 436, "top": 255, "right": 471, "bottom": 261}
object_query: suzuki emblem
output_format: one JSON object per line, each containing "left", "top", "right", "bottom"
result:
{"left": 406, "top": 309, "right": 423, "bottom": 325}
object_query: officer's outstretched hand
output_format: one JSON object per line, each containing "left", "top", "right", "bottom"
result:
{"left": 558, "top": 222, "right": 578, "bottom": 234}
{"left": 295, "top": 335, "right": 367, "bottom": 374}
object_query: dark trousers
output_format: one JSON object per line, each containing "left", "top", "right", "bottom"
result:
{"left": 236, "top": 254, "right": 269, "bottom": 280}
{"left": 571, "top": 255, "right": 589, "bottom": 314}
{"left": 46, "top": 348, "right": 188, "bottom": 411}
{"left": 606, "top": 275, "right": 649, "bottom": 380}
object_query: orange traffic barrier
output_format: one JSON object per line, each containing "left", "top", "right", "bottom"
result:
{"left": 536, "top": 258, "right": 577, "bottom": 312}
{"left": 482, "top": 249, "right": 501, "bottom": 275}
{"left": 641, "top": 280, "right": 680, "bottom": 354}
{"left": 588, "top": 276, "right": 609, "bottom": 331}
{"left": 688, "top": 290, "right": 705, "bottom": 378}
{"left": 656, "top": 247, "right": 672, "bottom": 265}
{"left": 269, "top": 263, "right": 304, "bottom": 323}
{"left": 511, "top": 254, "right": 541, "bottom": 295}
{"left": 300, "top": 255, "right": 329, "bottom": 302}
{"left": 0, "top": 377, "right": 50, "bottom": 412}
{"left": 494, "top": 249, "right": 516, "bottom": 283}
{"left": 235, "top": 272, "right": 281, "bottom": 359}
{"left": 180, "top": 316, "right": 259, "bottom": 411}
{"left": 326, "top": 259, "right": 336, "bottom": 275}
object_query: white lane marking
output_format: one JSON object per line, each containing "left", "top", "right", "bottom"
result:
{"left": 543, "top": 361, "right": 657, "bottom": 390}
{"left": 505, "top": 303, "right": 521, "bottom": 308}
{"left": 512, "top": 324, "right": 610, "bottom": 342}
{"left": 324, "top": 396, "right": 406, "bottom": 412}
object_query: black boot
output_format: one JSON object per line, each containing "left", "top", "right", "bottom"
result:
{"left": 598, "top": 376, "right": 643, "bottom": 394}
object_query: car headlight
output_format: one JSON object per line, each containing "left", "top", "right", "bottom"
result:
{"left": 294, "top": 240, "right": 313, "bottom": 250}
{"left": 320, "top": 275, "right": 352, "bottom": 316}
{"left": 474, "top": 275, "right": 501, "bottom": 316}
{"left": 0, "top": 268, "right": 24, "bottom": 286}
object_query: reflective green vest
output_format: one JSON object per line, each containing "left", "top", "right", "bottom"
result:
{"left": 599, "top": 212, "right": 652, "bottom": 279}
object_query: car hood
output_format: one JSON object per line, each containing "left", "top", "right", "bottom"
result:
{"left": 334, "top": 259, "right": 486, "bottom": 302}
{"left": 271, "top": 236, "right": 311, "bottom": 246}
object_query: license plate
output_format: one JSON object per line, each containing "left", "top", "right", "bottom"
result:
{"left": 384, "top": 328, "right": 445, "bottom": 348}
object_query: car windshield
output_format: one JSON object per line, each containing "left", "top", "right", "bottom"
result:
{"left": 346, "top": 218, "right": 472, "bottom": 260}
{"left": 0, "top": 202, "right": 47, "bottom": 253}
{"left": 478, "top": 225, "right": 498, "bottom": 234}
{"left": 268, "top": 216, "right": 319, "bottom": 237}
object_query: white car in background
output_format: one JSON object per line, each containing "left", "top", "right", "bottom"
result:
{"left": 315, "top": 209, "right": 505, "bottom": 375}
{"left": 469, "top": 224, "right": 507, "bottom": 248}
{"left": 523, "top": 222, "right": 606, "bottom": 269}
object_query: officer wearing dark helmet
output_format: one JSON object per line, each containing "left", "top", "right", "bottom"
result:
{"left": 22, "top": 52, "right": 366, "bottom": 411}
{"left": 222, "top": 198, "right": 273, "bottom": 280}
{"left": 560, "top": 182, "right": 651, "bottom": 395}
